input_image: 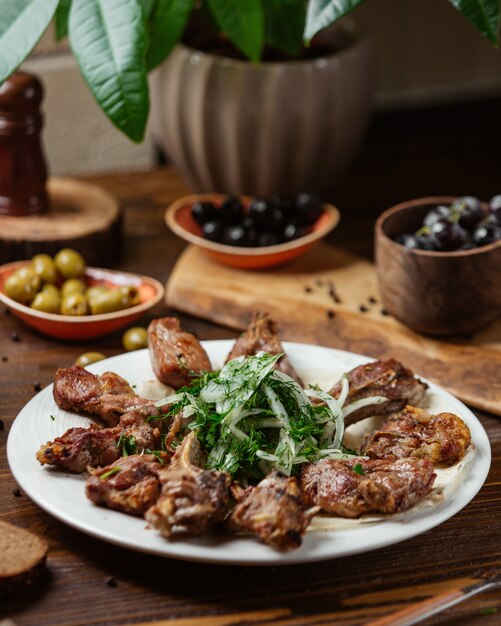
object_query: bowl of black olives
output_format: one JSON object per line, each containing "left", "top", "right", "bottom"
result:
{"left": 165, "top": 193, "right": 340, "bottom": 269}
{"left": 376, "top": 196, "right": 501, "bottom": 336}
{"left": 0, "top": 249, "right": 164, "bottom": 340}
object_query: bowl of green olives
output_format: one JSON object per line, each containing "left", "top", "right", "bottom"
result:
{"left": 376, "top": 196, "right": 501, "bottom": 335}
{"left": 165, "top": 193, "right": 340, "bottom": 269}
{"left": 0, "top": 249, "right": 164, "bottom": 340}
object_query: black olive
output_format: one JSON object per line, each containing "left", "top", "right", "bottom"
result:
{"left": 220, "top": 196, "right": 244, "bottom": 224}
{"left": 248, "top": 199, "right": 271, "bottom": 225}
{"left": 222, "top": 225, "right": 247, "bottom": 246}
{"left": 489, "top": 195, "right": 501, "bottom": 225}
{"left": 295, "top": 193, "right": 323, "bottom": 225}
{"left": 472, "top": 217, "right": 501, "bottom": 246}
{"left": 257, "top": 231, "right": 281, "bottom": 247}
{"left": 283, "top": 223, "right": 306, "bottom": 241}
{"left": 395, "top": 233, "right": 421, "bottom": 249}
{"left": 191, "top": 201, "right": 217, "bottom": 225}
{"left": 202, "top": 220, "right": 223, "bottom": 241}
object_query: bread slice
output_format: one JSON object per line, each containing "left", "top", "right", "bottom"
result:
{"left": 0, "top": 520, "right": 49, "bottom": 595}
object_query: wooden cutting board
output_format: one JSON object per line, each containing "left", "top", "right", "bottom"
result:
{"left": 166, "top": 243, "right": 501, "bottom": 416}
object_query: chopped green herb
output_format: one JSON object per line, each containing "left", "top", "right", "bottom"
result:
{"left": 99, "top": 467, "right": 121, "bottom": 480}
{"left": 117, "top": 433, "right": 137, "bottom": 457}
{"left": 50, "top": 414, "right": 56, "bottom": 421}
{"left": 153, "top": 353, "right": 383, "bottom": 484}
{"left": 353, "top": 463, "right": 365, "bottom": 476}
{"left": 480, "top": 607, "right": 497, "bottom": 616}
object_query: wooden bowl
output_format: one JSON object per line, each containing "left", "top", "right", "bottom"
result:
{"left": 375, "top": 196, "right": 501, "bottom": 336}
{"left": 0, "top": 262, "right": 165, "bottom": 340}
{"left": 165, "top": 194, "right": 340, "bottom": 269}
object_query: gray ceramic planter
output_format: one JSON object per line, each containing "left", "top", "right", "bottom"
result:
{"left": 150, "top": 21, "right": 374, "bottom": 196}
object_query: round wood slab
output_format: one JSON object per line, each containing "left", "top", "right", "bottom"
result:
{"left": 0, "top": 177, "right": 122, "bottom": 266}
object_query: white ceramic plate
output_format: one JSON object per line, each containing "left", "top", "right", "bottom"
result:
{"left": 7, "top": 341, "right": 491, "bottom": 566}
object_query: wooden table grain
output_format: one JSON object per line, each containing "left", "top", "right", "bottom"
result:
{"left": 1, "top": 100, "right": 501, "bottom": 626}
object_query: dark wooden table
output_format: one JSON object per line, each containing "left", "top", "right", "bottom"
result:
{"left": 1, "top": 99, "right": 500, "bottom": 626}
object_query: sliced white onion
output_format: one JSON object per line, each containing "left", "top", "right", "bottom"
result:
{"left": 342, "top": 395, "right": 387, "bottom": 417}
{"left": 256, "top": 450, "right": 279, "bottom": 462}
{"left": 263, "top": 385, "right": 290, "bottom": 429}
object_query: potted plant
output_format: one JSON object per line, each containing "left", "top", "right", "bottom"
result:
{"left": 1, "top": 1, "right": 499, "bottom": 194}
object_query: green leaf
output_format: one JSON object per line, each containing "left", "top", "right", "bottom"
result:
{"left": 264, "top": 0, "right": 306, "bottom": 56}
{"left": 138, "top": 0, "right": 157, "bottom": 20}
{"left": 0, "top": 0, "right": 60, "bottom": 84}
{"left": 146, "top": 0, "right": 195, "bottom": 71}
{"left": 55, "top": 0, "right": 72, "bottom": 41}
{"left": 304, "top": 0, "right": 366, "bottom": 43}
{"left": 206, "top": 0, "right": 264, "bottom": 62}
{"left": 69, "top": 0, "right": 150, "bottom": 143}
{"left": 448, "top": 0, "right": 500, "bottom": 44}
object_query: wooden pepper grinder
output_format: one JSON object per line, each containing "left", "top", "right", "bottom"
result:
{"left": 0, "top": 71, "right": 48, "bottom": 216}
{"left": 0, "top": 71, "right": 122, "bottom": 265}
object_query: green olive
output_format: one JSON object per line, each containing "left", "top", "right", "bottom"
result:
{"left": 31, "top": 253, "right": 58, "bottom": 284}
{"left": 75, "top": 352, "right": 107, "bottom": 367}
{"left": 61, "top": 292, "right": 88, "bottom": 316}
{"left": 4, "top": 267, "right": 41, "bottom": 303}
{"left": 89, "top": 289, "right": 128, "bottom": 315}
{"left": 85, "top": 284, "right": 109, "bottom": 306}
{"left": 41, "top": 283, "right": 61, "bottom": 299}
{"left": 122, "top": 327, "right": 148, "bottom": 351}
{"left": 54, "top": 248, "right": 86, "bottom": 279}
{"left": 30, "top": 290, "right": 61, "bottom": 314}
{"left": 61, "top": 278, "right": 86, "bottom": 298}
{"left": 118, "top": 285, "right": 141, "bottom": 307}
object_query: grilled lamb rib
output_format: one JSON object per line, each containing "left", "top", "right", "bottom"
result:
{"left": 148, "top": 317, "right": 212, "bottom": 389}
{"left": 226, "top": 311, "right": 303, "bottom": 385}
{"left": 228, "top": 470, "right": 317, "bottom": 551}
{"left": 36, "top": 411, "right": 163, "bottom": 473}
{"left": 329, "top": 359, "right": 427, "bottom": 425}
{"left": 361, "top": 405, "right": 471, "bottom": 465}
{"left": 300, "top": 457, "right": 436, "bottom": 518}
{"left": 53, "top": 365, "right": 159, "bottom": 427}
{"left": 86, "top": 454, "right": 164, "bottom": 516}
{"left": 145, "top": 432, "right": 231, "bottom": 536}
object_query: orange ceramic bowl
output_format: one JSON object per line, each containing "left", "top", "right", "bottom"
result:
{"left": 0, "top": 262, "right": 165, "bottom": 340}
{"left": 165, "top": 194, "right": 340, "bottom": 269}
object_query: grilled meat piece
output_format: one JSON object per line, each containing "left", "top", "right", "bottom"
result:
{"left": 146, "top": 432, "right": 231, "bottom": 536}
{"left": 329, "top": 359, "right": 427, "bottom": 425}
{"left": 86, "top": 455, "right": 163, "bottom": 516}
{"left": 361, "top": 405, "right": 471, "bottom": 465}
{"left": 226, "top": 312, "right": 303, "bottom": 385}
{"left": 300, "top": 457, "right": 436, "bottom": 518}
{"left": 148, "top": 317, "right": 212, "bottom": 389}
{"left": 37, "top": 411, "right": 163, "bottom": 473}
{"left": 53, "top": 365, "right": 159, "bottom": 427}
{"left": 227, "top": 470, "right": 317, "bottom": 551}
{"left": 36, "top": 424, "right": 122, "bottom": 473}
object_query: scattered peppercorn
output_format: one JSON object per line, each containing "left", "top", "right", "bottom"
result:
{"left": 304, "top": 286, "right": 312, "bottom": 293}
{"left": 359, "top": 305, "right": 368, "bottom": 313}
{"left": 1, "top": 356, "right": 7, "bottom": 362}
{"left": 13, "top": 488, "right": 21, "bottom": 497}
{"left": 327, "top": 282, "right": 341, "bottom": 304}
{"left": 34, "top": 382, "right": 42, "bottom": 392}
{"left": 327, "top": 310, "right": 336, "bottom": 319}
{"left": 10, "top": 331, "right": 20, "bottom": 342}
{"left": 105, "top": 576, "right": 118, "bottom": 588}
{"left": 368, "top": 296, "right": 377, "bottom": 304}
{"left": 381, "top": 308, "right": 389, "bottom": 316}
